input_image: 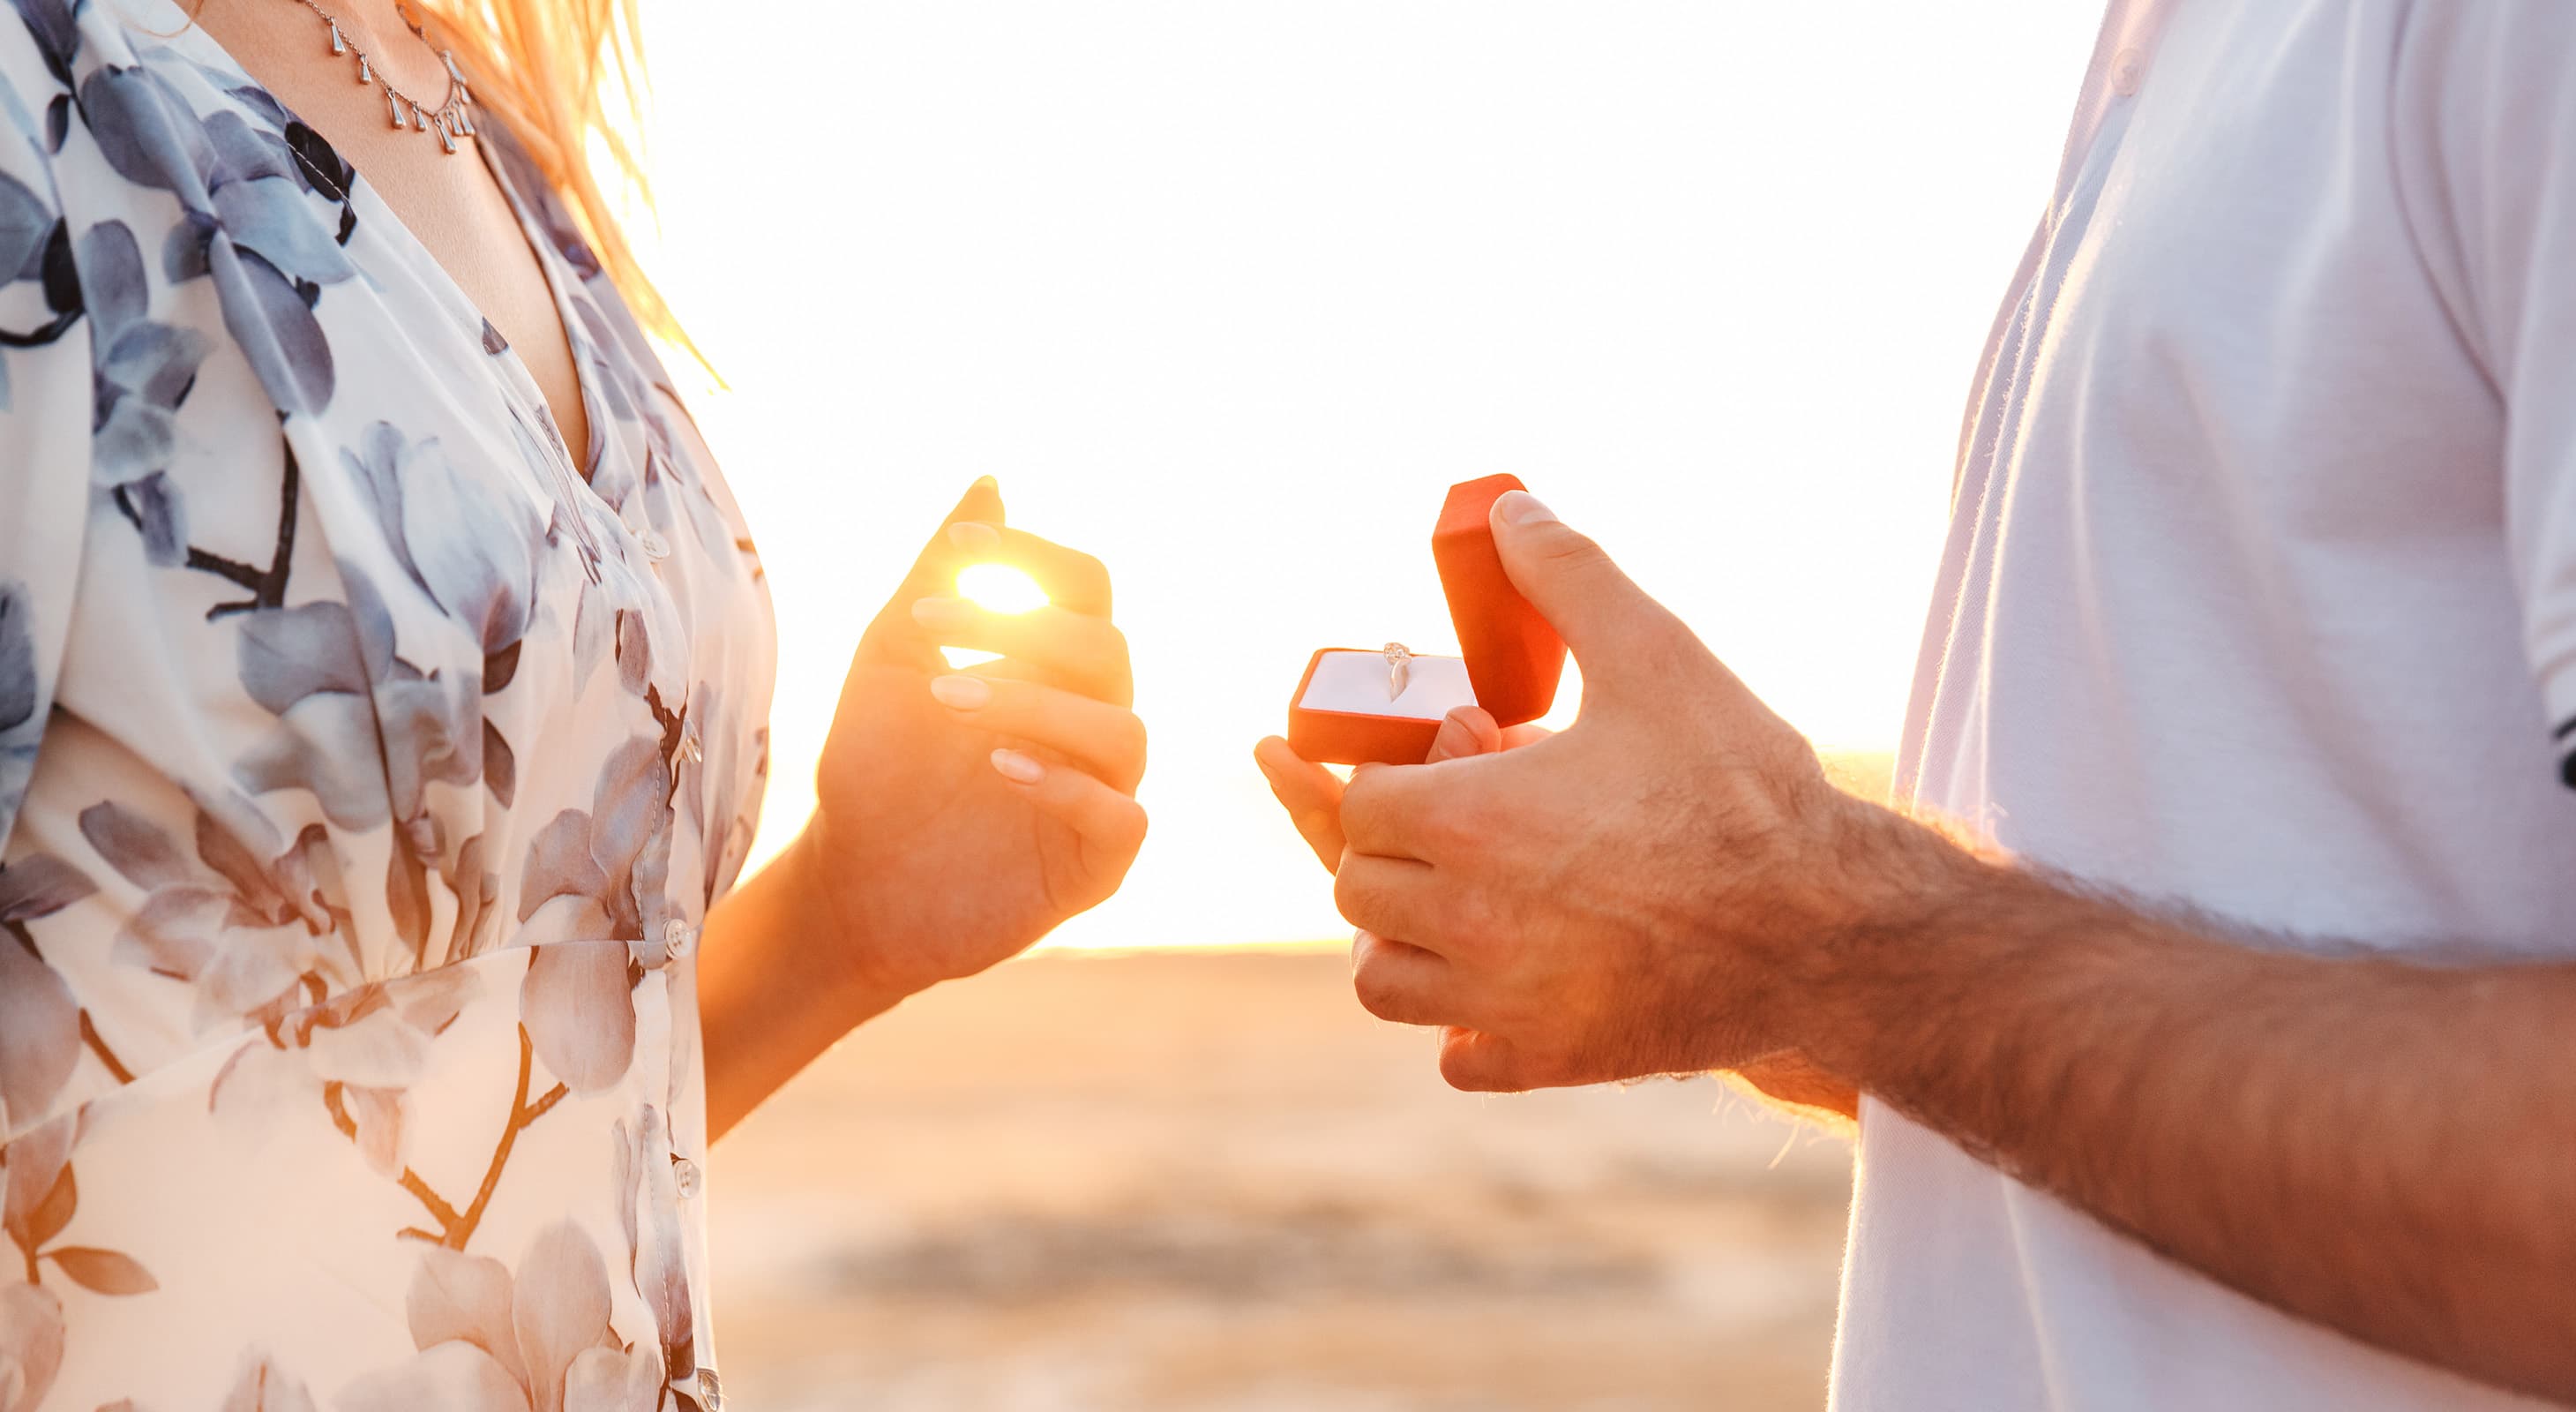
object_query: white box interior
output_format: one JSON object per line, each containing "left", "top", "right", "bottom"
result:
{"left": 1299, "top": 650, "right": 1478, "bottom": 720}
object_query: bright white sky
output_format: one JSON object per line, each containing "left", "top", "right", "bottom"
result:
{"left": 625, "top": 2, "right": 2104, "bottom": 950}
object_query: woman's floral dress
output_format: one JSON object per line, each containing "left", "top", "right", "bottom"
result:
{"left": 0, "top": 0, "right": 777, "bottom": 1407}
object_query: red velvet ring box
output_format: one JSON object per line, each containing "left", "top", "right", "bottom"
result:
{"left": 1287, "top": 475, "right": 1569, "bottom": 765}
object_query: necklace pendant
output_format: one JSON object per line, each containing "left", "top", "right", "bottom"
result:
{"left": 294, "top": 0, "right": 474, "bottom": 150}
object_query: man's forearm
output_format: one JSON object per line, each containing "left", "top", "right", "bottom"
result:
{"left": 1808, "top": 832, "right": 2576, "bottom": 1401}
{"left": 1316, "top": 498, "right": 2576, "bottom": 1394}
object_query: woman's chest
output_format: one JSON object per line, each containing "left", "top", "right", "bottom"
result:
{"left": 41, "top": 28, "right": 780, "bottom": 975}
{"left": 183, "top": 0, "right": 592, "bottom": 454}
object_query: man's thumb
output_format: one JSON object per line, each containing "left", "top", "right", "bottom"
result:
{"left": 1489, "top": 492, "right": 1672, "bottom": 687}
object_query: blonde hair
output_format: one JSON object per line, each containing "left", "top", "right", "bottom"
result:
{"left": 414, "top": 0, "right": 694, "bottom": 362}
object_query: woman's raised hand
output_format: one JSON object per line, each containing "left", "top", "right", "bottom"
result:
{"left": 793, "top": 477, "right": 1148, "bottom": 1002}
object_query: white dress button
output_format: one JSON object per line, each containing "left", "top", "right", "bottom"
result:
{"left": 696, "top": 1367, "right": 723, "bottom": 1410}
{"left": 662, "top": 917, "right": 699, "bottom": 964}
{"left": 2110, "top": 47, "right": 2145, "bottom": 96}
{"left": 639, "top": 530, "right": 671, "bottom": 562}
{"left": 672, "top": 1155, "right": 701, "bottom": 1199}
{"left": 678, "top": 728, "right": 703, "bottom": 764}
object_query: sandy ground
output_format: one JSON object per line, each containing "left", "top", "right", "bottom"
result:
{"left": 709, "top": 948, "right": 1855, "bottom": 1411}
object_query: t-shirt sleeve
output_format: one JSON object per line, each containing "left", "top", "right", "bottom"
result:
{"left": 2395, "top": 3, "right": 2576, "bottom": 787}
{"left": 0, "top": 15, "right": 96, "bottom": 852}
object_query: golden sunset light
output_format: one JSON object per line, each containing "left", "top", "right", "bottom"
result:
{"left": 16, "top": 0, "right": 2540, "bottom": 1407}
{"left": 574, "top": 0, "right": 2515, "bottom": 1391}
{"left": 618, "top": 4, "right": 2100, "bottom": 958}
{"left": 955, "top": 562, "right": 1052, "bottom": 617}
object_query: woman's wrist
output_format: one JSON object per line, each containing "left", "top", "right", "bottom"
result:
{"left": 698, "top": 819, "right": 910, "bottom": 1138}
{"left": 785, "top": 807, "right": 962, "bottom": 1010}
{"left": 759, "top": 818, "right": 925, "bottom": 1020}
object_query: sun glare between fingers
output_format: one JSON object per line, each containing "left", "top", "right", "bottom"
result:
{"left": 939, "top": 564, "right": 1052, "bottom": 669}
{"left": 958, "top": 563, "right": 1051, "bottom": 615}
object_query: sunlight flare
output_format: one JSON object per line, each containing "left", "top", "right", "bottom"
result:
{"left": 958, "top": 562, "right": 1050, "bottom": 615}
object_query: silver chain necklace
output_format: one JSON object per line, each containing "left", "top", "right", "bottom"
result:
{"left": 282, "top": 0, "right": 477, "bottom": 153}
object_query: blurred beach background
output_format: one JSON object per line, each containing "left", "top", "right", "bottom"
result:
{"left": 616, "top": 1, "right": 2097, "bottom": 1404}
{"left": 712, "top": 945, "right": 1859, "bottom": 1412}
{"left": 708, "top": 761, "right": 1887, "bottom": 1411}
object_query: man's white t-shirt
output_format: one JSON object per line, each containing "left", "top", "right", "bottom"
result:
{"left": 1838, "top": 1, "right": 2576, "bottom": 1408}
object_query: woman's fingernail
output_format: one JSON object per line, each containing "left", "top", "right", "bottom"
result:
{"left": 973, "top": 475, "right": 1000, "bottom": 494}
{"left": 929, "top": 674, "right": 992, "bottom": 710}
{"left": 911, "top": 597, "right": 968, "bottom": 627}
{"left": 991, "top": 748, "right": 1045, "bottom": 785}
{"left": 1494, "top": 490, "right": 1556, "bottom": 526}
{"left": 947, "top": 522, "right": 1002, "bottom": 552}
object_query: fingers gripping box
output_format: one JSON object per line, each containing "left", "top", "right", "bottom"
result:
{"left": 1286, "top": 476, "right": 1568, "bottom": 765}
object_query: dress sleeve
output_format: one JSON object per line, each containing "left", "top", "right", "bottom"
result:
{"left": 2392, "top": 4, "right": 2576, "bottom": 788}
{"left": 0, "top": 14, "right": 96, "bottom": 852}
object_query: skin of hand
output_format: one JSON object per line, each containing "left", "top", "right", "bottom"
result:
{"left": 1297, "top": 490, "right": 2576, "bottom": 1404}
{"left": 701, "top": 477, "right": 1147, "bottom": 1133}
{"left": 1320, "top": 490, "right": 1943, "bottom": 1092}
{"left": 1252, "top": 502, "right": 1875, "bottom": 1118}
{"left": 1255, "top": 711, "right": 1857, "bottom": 1122}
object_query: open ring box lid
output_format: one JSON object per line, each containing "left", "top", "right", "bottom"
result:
{"left": 1287, "top": 475, "right": 1568, "bottom": 765}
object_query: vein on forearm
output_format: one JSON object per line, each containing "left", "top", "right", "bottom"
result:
{"left": 1836, "top": 855, "right": 2576, "bottom": 1401}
